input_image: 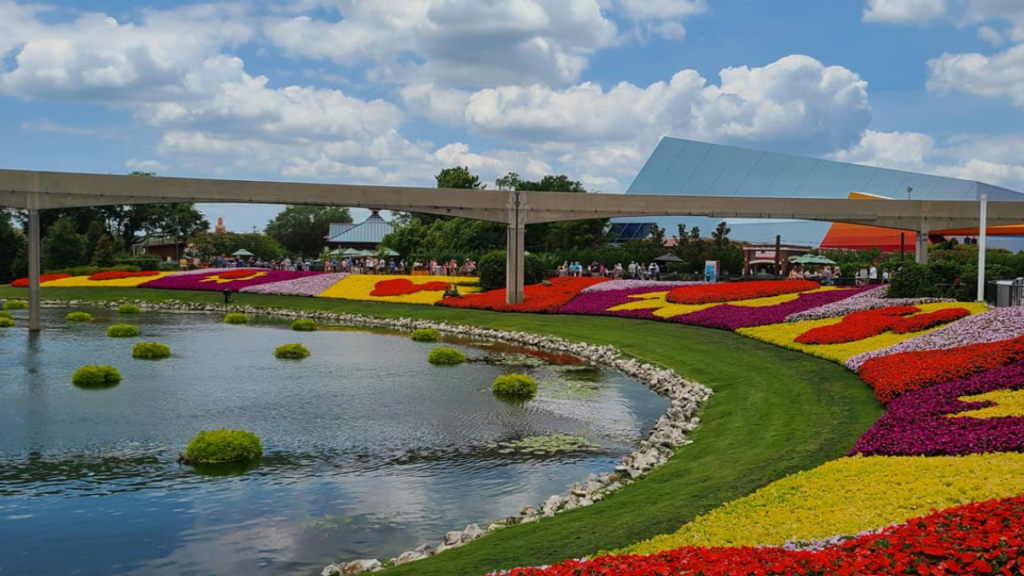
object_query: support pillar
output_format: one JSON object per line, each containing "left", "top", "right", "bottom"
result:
{"left": 915, "top": 229, "right": 929, "bottom": 264}
{"left": 505, "top": 191, "right": 526, "bottom": 305}
{"left": 28, "top": 208, "right": 41, "bottom": 332}
{"left": 978, "top": 194, "right": 988, "bottom": 302}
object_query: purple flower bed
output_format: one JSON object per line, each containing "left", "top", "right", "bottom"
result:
{"left": 669, "top": 288, "right": 872, "bottom": 331}
{"left": 240, "top": 273, "right": 349, "bottom": 296}
{"left": 786, "top": 286, "right": 954, "bottom": 322}
{"left": 844, "top": 307, "right": 1024, "bottom": 371}
{"left": 139, "top": 269, "right": 321, "bottom": 292}
{"left": 555, "top": 288, "right": 668, "bottom": 316}
{"left": 581, "top": 280, "right": 704, "bottom": 293}
{"left": 849, "top": 361, "right": 1024, "bottom": 457}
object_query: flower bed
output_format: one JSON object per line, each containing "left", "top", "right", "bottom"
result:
{"left": 794, "top": 306, "right": 970, "bottom": 345}
{"left": 581, "top": 280, "right": 704, "bottom": 293}
{"left": 317, "top": 274, "right": 480, "bottom": 304}
{"left": 497, "top": 493, "right": 1024, "bottom": 576}
{"left": 88, "top": 271, "right": 160, "bottom": 281}
{"left": 665, "top": 280, "right": 819, "bottom": 304}
{"left": 139, "top": 270, "right": 319, "bottom": 292}
{"left": 438, "top": 277, "right": 606, "bottom": 313}
{"left": 371, "top": 278, "right": 449, "bottom": 296}
{"left": 240, "top": 273, "right": 349, "bottom": 296}
{"left": 40, "top": 272, "right": 176, "bottom": 288}
{"left": 669, "top": 289, "right": 872, "bottom": 331}
{"left": 845, "top": 306, "right": 1024, "bottom": 371}
{"left": 786, "top": 286, "right": 954, "bottom": 322}
{"left": 11, "top": 273, "right": 72, "bottom": 287}
{"left": 860, "top": 336, "right": 1024, "bottom": 404}
{"left": 619, "top": 452, "right": 1024, "bottom": 554}
{"left": 850, "top": 361, "right": 1024, "bottom": 457}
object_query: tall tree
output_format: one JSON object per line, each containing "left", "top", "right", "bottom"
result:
{"left": 100, "top": 173, "right": 209, "bottom": 252}
{"left": 495, "top": 172, "right": 608, "bottom": 251}
{"left": 399, "top": 166, "right": 488, "bottom": 226}
{"left": 42, "top": 217, "right": 89, "bottom": 270}
{"left": 712, "top": 221, "right": 732, "bottom": 249}
{"left": 0, "top": 211, "right": 26, "bottom": 283}
{"left": 265, "top": 205, "right": 352, "bottom": 257}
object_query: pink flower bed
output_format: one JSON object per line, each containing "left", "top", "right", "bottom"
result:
{"left": 240, "top": 273, "right": 349, "bottom": 296}
{"left": 669, "top": 288, "right": 871, "bottom": 331}
{"left": 844, "top": 307, "right": 1024, "bottom": 371}
{"left": 786, "top": 286, "right": 954, "bottom": 322}
{"left": 555, "top": 288, "right": 669, "bottom": 316}
{"left": 139, "top": 269, "right": 320, "bottom": 292}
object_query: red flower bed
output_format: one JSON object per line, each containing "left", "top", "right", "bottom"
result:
{"left": 666, "top": 280, "right": 819, "bottom": 305}
{"left": 438, "top": 277, "right": 606, "bottom": 313}
{"left": 216, "top": 269, "right": 263, "bottom": 279}
{"left": 370, "top": 279, "right": 449, "bottom": 297}
{"left": 87, "top": 271, "right": 160, "bottom": 281}
{"left": 499, "top": 494, "right": 1024, "bottom": 576}
{"left": 860, "top": 336, "right": 1024, "bottom": 403}
{"left": 795, "top": 306, "right": 970, "bottom": 345}
{"left": 11, "top": 274, "right": 71, "bottom": 287}
{"left": 892, "top": 307, "right": 970, "bottom": 333}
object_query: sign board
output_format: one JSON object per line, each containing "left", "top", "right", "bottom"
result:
{"left": 704, "top": 260, "right": 720, "bottom": 283}
{"left": 754, "top": 250, "right": 776, "bottom": 259}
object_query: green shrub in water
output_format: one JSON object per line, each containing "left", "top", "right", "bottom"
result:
{"left": 291, "top": 318, "right": 317, "bottom": 332}
{"left": 65, "top": 311, "right": 93, "bottom": 322}
{"left": 275, "top": 343, "right": 310, "bottom": 360}
{"left": 0, "top": 311, "right": 12, "bottom": 319}
{"left": 117, "top": 304, "right": 142, "bottom": 315}
{"left": 133, "top": 342, "right": 171, "bottom": 360}
{"left": 2, "top": 301, "right": 27, "bottom": 311}
{"left": 0, "top": 317, "right": 14, "bottom": 328}
{"left": 72, "top": 365, "right": 122, "bottom": 387}
{"left": 185, "top": 429, "right": 263, "bottom": 464}
{"left": 107, "top": 324, "right": 140, "bottom": 338}
{"left": 224, "top": 312, "right": 249, "bottom": 325}
{"left": 411, "top": 328, "right": 441, "bottom": 342}
{"left": 492, "top": 374, "right": 538, "bottom": 398}
{"left": 428, "top": 347, "right": 466, "bottom": 365}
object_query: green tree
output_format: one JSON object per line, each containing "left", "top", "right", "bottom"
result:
{"left": 0, "top": 211, "right": 26, "bottom": 283}
{"left": 266, "top": 205, "right": 352, "bottom": 258}
{"left": 437, "top": 166, "right": 485, "bottom": 190}
{"left": 189, "top": 231, "right": 284, "bottom": 262}
{"left": 712, "top": 221, "right": 732, "bottom": 249}
{"left": 90, "top": 234, "right": 119, "bottom": 267}
{"left": 42, "top": 217, "right": 89, "bottom": 270}
{"left": 495, "top": 172, "right": 608, "bottom": 252}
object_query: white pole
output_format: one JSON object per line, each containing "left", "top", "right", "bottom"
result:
{"left": 978, "top": 194, "right": 988, "bottom": 302}
{"left": 28, "top": 208, "right": 41, "bottom": 332}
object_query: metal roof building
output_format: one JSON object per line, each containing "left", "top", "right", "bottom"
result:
{"left": 326, "top": 210, "right": 394, "bottom": 249}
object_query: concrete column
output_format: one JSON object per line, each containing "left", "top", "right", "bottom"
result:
{"left": 978, "top": 194, "right": 988, "bottom": 302}
{"left": 505, "top": 191, "right": 526, "bottom": 305}
{"left": 915, "top": 230, "right": 929, "bottom": 264}
{"left": 28, "top": 208, "right": 41, "bottom": 332}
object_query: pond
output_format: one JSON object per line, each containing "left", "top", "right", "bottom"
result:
{"left": 0, "top": 308, "right": 668, "bottom": 576}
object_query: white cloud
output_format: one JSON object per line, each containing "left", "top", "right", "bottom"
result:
{"left": 978, "top": 25, "right": 1005, "bottom": 45}
{"left": 863, "top": 0, "right": 946, "bottom": 24}
{"left": 831, "top": 130, "right": 935, "bottom": 171}
{"left": 614, "top": 0, "right": 707, "bottom": 40}
{"left": 125, "top": 158, "right": 166, "bottom": 172}
{"left": 927, "top": 43, "right": 1024, "bottom": 107}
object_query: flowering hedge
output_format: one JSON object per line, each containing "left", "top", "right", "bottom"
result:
{"left": 318, "top": 274, "right": 480, "bottom": 304}
{"left": 497, "top": 494, "right": 1024, "bottom": 576}
{"left": 794, "top": 306, "right": 970, "bottom": 345}
{"left": 860, "top": 336, "right": 1024, "bottom": 403}
{"left": 139, "top": 269, "right": 319, "bottom": 292}
{"left": 619, "top": 452, "right": 1024, "bottom": 553}
{"left": 850, "top": 361, "right": 1024, "bottom": 457}
{"left": 240, "top": 273, "right": 349, "bottom": 296}
{"left": 88, "top": 271, "right": 160, "bottom": 281}
{"left": 666, "top": 280, "right": 820, "bottom": 304}
{"left": 11, "top": 273, "right": 72, "bottom": 287}
{"left": 785, "top": 286, "right": 954, "bottom": 322}
{"left": 845, "top": 307, "right": 1024, "bottom": 371}
{"left": 438, "top": 277, "right": 605, "bottom": 313}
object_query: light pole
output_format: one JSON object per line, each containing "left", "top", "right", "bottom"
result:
{"left": 907, "top": 186, "right": 913, "bottom": 200}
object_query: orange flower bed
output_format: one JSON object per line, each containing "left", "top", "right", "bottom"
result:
{"left": 370, "top": 278, "right": 449, "bottom": 297}
{"left": 11, "top": 274, "right": 72, "bottom": 287}
{"left": 666, "top": 280, "right": 819, "bottom": 305}
{"left": 438, "top": 277, "right": 606, "bottom": 313}
{"left": 87, "top": 271, "right": 160, "bottom": 281}
{"left": 795, "top": 306, "right": 970, "bottom": 345}
{"left": 859, "top": 336, "right": 1024, "bottom": 403}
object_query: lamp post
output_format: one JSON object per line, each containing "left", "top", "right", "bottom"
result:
{"left": 907, "top": 186, "right": 913, "bottom": 200}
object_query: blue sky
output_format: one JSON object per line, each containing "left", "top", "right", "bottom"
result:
{"left": 3, "top": 0, "right": 1024, "bottom": 232}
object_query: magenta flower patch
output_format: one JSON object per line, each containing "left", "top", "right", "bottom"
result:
{"left": 139, "top": 269, "right": 321, "bottom": 292}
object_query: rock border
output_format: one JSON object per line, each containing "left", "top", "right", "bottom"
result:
{"left": 7, "top": 298, "right": 712, "bottom": 576}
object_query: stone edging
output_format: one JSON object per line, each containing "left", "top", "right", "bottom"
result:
{"left": 7, "top": 298, "right": 713, "bottom": 575}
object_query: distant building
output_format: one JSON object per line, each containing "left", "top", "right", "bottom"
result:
{"left": 326, "top": 210, "right": 394, "bottom": 251}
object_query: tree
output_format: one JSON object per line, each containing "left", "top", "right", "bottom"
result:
{"left": 189, "top": 231, "right": 284, "bottom": 262}
{"left": 712, "top": 221, "right": 732, "bottom": 249}
{"left": 265, "top": 205, "right": 352, "bottom": 257}
{"left": 0, "top": 211, "right": 26, "bottom": 283}
{"left": 437, "top": 166, "right": 485, "bottom": 190}
{"left": 494, "top": 172, "right": 608, "bottom": 252}
{"left": 90, "top": 234, "right": 118, "bottom": 267}
{"left": 42, "top": 217, "right": 89, "bottom": 270}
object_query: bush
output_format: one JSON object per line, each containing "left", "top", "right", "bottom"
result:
{"left": 72, "top": 365, "right": 122, "bottom": 387}
{"left": 115, "top": 256, "right": 160, "bottom": 271}
{"left": 184, "top": 429, "right": 263, "bottom": 464}
{"left": 291, "top": 319, "right": 317, "bottom": 332}
{"left": 492, "top": 374, "right": 538, "bottom": 398}
{"left": 411, "top": 328, "right": 442, "bottom": 342}
{"left": 0, "top": 317, "right": 14, "bottom": 328}
{"left": 478, "top": 250, "right": 548, "bottom": 291}
{"left": 3, "top": 300, "right": 28, "bottom": 310}
{"left": 158, "top": 261, "right": 181, "bottom": 271}
{"left": 274, "top": 343, "right": 310, "bottom": 360}
{"left": 0, "top": 310, "right": 12, "bottom": 318}
{"left": 224, "top": 312, "right": 249, "bottom": 325}
{"left": 65, "top": 311, "right": 93, "bottom": 322}
{"left": 428, "top": 347, "right": 466, "bottom": 365}
{"left": 107, "top": 324, "right": 140, "bottom": 338}
{"left": 117, "top": 304, "right": 142, "bottom": 315}
{"left": 133, "top": 342, "right": 171, "bottom": 360}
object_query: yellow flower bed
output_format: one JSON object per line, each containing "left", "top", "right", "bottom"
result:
{"left": 737, "top": 302, "right": 989, "bottom": 364}
{"left": 621, "top": 452, "right": 1024, "bottom": 554}
{"left": 316, "top": 274, "right": 481, "bottom": 304}
{"left": 41, "top": 272, "right": 176, "bottom": 288}
{"left": 609, "top": 288, "right": 836, "bottom": 319}
{"left": 952, "top": 388, "right": 1024, "bottom": 419}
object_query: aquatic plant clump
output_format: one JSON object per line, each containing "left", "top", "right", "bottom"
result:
{"left": 72, "top": 365, "right": 122, "bottom": 387}
{"left": 428, "top": 347, "right": 466, "bottom": 365}
{"left": 488, "top": 434, "right": 601, "bottom": 456}
{"left": 65, "top": 311, "right": 93, "bottom": 322}
{"left": 291, "top": 319, "right": 317, "bottom": 332}
{"left": 224, "top": 312, "right": 250, "bottom": 325}
{"left": 3, "top": 300, "right": 28, "bottom": 310}
{"left": 0, "top": 317, "right": 14, "bottom": 328}
{"left": 411, "top": 328, "right": 442, "bottom": 342}
{"left": 274, "top": 343, "right": 310, "bottom": 360}
{"left": 493, "top": 374, "right": 538, "bottom": 398}
{"left": 184, "top": 429, "right": 263, "bottom": 464}
{"left": 117, "top": 304, "right": 142, "bottom": 315}
{"left": 0, "top": 311, "right": 11, "bottom": 318}
{"left": 132, "top": 342, "right": 171, "bottom": 360}
{"left": 107, "top": 324, "right": 140, "bottom": 338}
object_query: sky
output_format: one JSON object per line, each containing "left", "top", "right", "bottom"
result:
{"left": 3, "top": 0, "right": 1024, "bottom": 233}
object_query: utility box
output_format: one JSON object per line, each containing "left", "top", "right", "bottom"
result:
{"left": 996, "top": 278, "right": 1024, "bottom": 307}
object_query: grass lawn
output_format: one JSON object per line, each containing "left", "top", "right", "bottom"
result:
{"left": 0, "top": 286, "right": 884, "bottom": 576}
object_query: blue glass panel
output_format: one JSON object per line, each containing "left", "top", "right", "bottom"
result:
{"left": 857, "top": 167, "right": 911, "bottom": 199}
{"left": 929, "top": 177, "right": 976, "bottom": 200}
{"left": 795, "top": 159, "right": 844, "bottom": 197}
{"left": 827, "top": 164, "right": 876, "bottom": 196}
{"left": 656, "top": 140, "right": 714, "bottom": 195}
{"left": 708, "top": 148, "right": 764, "bottom": 195}
{"left": 899, "top": 174, "right": 943, "bottom": 199}
{"left": 768, "top": 155, "right": 820, "bottom": 198}
{"left": 679, "top": 145, "right": 738, "bottom": 195}
{"left": 736, "top": 151, "right": 792, "bottom": 196}
{"left": 626, "top": 138, "right": 685, "bottom": 193}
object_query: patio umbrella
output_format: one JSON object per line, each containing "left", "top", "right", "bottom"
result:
{"left": 340, "top": 248, "right": 362, "bottom": 256}
{"left": 231, "top": 249, "right": 254, "bottom": 257}
{"left": 376, "top": 247, "right": 399, "bottom": 257}
{"left": 792, "top": 254, "right": 818, "bottom": 265}
{"left": 811, "top": 255, "right": 837, "bottom": 266}
{"left": 654, "top": 253, "right": 684, "bottom": 263}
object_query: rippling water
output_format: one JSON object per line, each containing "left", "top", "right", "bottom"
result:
{"left": 0, "top": 308, "right": 667, "bottom": 576}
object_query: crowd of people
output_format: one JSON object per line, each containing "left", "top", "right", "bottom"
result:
{"left": 209, "top": 255, "right": 476, "bottom": 277}
{"left": 558, "top": 261, "right": 663, "bottom": 280}
{"left": 788, "top": 264, "right": 892, "bottom": 286}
